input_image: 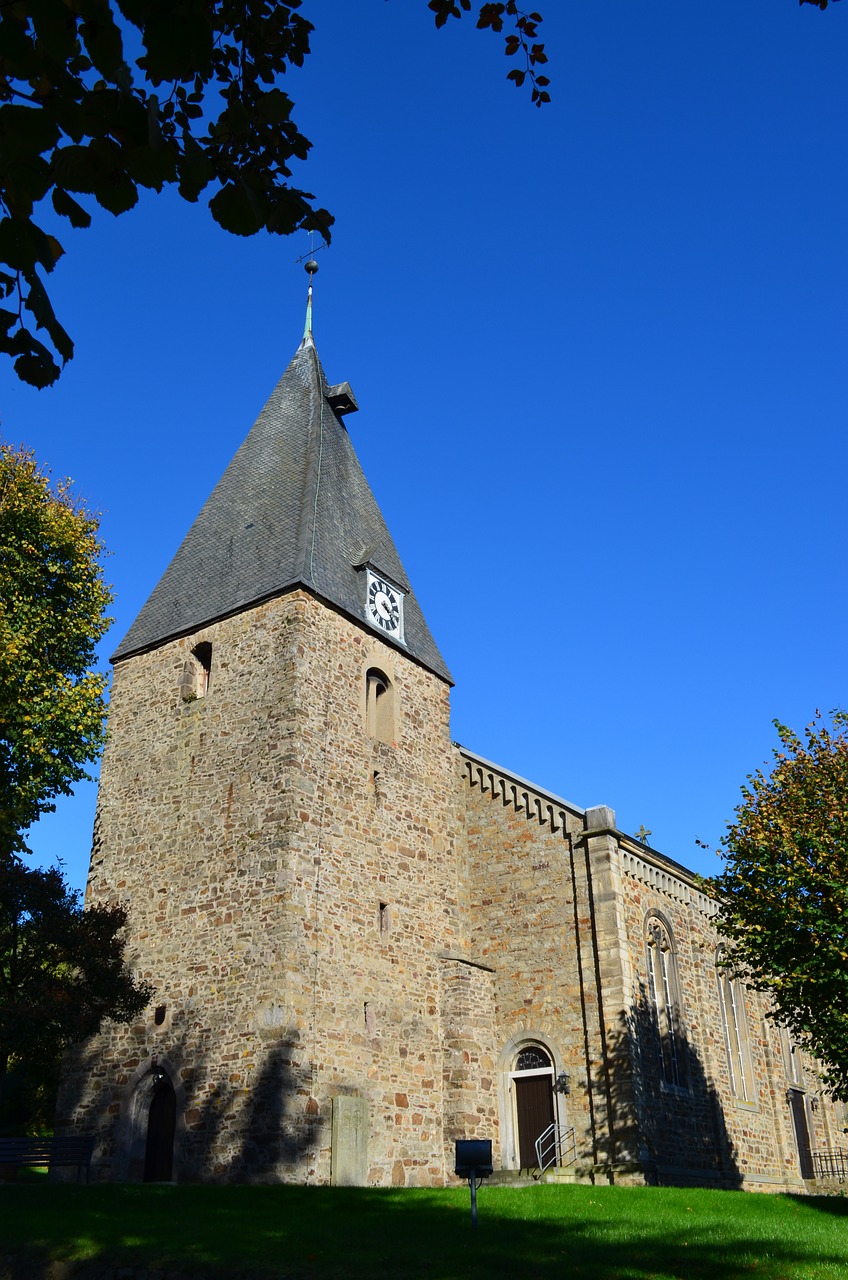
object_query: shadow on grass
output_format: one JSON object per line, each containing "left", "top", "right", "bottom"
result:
{"left": 785, "top": 1192, "right": 848, "bottom": 1217}
{"left": 3, "top": 1185, "right": 848, "bottom": 1280}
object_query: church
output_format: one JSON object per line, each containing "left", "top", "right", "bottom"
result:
{"left": 58, "top": 271, "right": 844, "bottom": 1191}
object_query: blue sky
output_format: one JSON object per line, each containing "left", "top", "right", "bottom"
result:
{"left": 4, "top": 0, "right": 847, "bottom": 894}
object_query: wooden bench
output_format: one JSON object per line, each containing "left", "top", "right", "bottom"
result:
{"left": 0, "top": 1135, "right": 95, "bottom": 1183}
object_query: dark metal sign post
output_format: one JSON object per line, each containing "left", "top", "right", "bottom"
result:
{"left": 454, "top": 1139, "right": 493, "bottom": 1228}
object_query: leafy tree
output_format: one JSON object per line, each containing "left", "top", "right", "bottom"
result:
{"left": 0, "top": 857, "right": 152, "bottom": 1116}
{"left": 0, "top": 444, "right": 112, "bottom": 858}
{"left": 0, "top": 0, "right": 550, "bottom": 388}
{"left": 713, "top": 712, "right": 848, "bottom": 1099}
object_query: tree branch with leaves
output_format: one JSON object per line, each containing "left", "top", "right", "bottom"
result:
{"left": 0, "top": 0, "right": 549, "bottom": 388}
{"left": 0, "top": 443, "right": 112, "bottom": 858}
{"left": 713, "top": 711, "right": 848, "bottom": 1100}
{"left": 0, "top": 859, "right": 152, "bottom": 1116}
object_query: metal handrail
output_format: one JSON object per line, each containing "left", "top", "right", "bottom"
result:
{"left": 812, "top": 1148, "right": 848, "bottom": 1181}
{"left": 535, "top": 1122, "right": 577, "bottom": 1173}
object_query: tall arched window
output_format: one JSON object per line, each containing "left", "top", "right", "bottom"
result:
{"left": 366, "top": 667, "right": 394, "bottom": 744}
{"left": 716, "top": 948, "right": 755, "bottom": 1102}
{"left": 780, "top": 1027, "right": 805, "bottom": 1087}
{"left": 645, "top": 915, "right": 687, "bottom": 1089}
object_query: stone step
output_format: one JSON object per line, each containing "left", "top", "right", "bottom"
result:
{"left": 540, "top": 1164, "right": 595, "bottom": 1185}
{"left": 485, "top": 1169, "right": 541, "bottom": 1187}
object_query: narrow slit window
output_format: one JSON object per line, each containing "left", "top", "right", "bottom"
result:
{"left": 180, "top": 642, "right": 212, "bottom": 701}
{"left": 193, "top": 642, "right": 212, "bottom": 697}
{"left": 366, "top": 667, "right": 394, "bottom": 743}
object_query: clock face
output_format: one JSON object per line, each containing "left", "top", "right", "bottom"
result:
{"left": 367, "top": 572, "right": 403, "bottom": 637}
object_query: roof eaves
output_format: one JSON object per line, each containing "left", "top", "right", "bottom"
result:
{"left": 113, "top": 580, "right": 454, "bottom": 686}
{"left": 455, "top": 745, "right": 586, "bottom": 818}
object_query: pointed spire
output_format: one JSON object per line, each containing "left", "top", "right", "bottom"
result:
{"left": 111, "top": 289, "right": 452, "bottom": 684}
{"left": 302, "top": 258, "right": 319, "bottom": 344}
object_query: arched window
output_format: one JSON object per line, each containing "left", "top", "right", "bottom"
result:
{"left": 516, "top": 1046, "right": 552, "bottom": 1072}
{"left": 780, "top": 1027, "right": 805, "bottom": 1087}
{"left": 192, "top": 643, "right": 212, "bottom": 696}
{"left": 179, "top": 642, "right": 212, "bottom": 701}
{"left": 366, "top": 667, "right": 394, "bottom": 743}
{"left": 716, "top": 948, "right": 755, "bottom": 1102}
{"left": 645, "top": 915, "right": 687, "bottom": 1088}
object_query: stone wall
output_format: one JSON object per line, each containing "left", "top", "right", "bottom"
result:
{"left": 615, "top": 839, "right": 843, "bottom": 1190}
{"left": 57, "top": 585, "right": 846, "bottom": 1193}
{"left": 440, "top": 956, "right": 498, "bottom": 1167}
{"left": 452, "top": 763, "right": 846, "bottom": 1191}
{"left": 456, "top": 757, "right": 594, "bottom": 1171}
{"left": 59, "top": 589, "right": 459, "bottom": 1187}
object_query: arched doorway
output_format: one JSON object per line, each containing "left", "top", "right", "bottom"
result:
{"left": 512, "top": 1046, "right": 556, "bottom": 1169}
{"left": 143, "top": 1070, "right": 176, "bottom": 1182}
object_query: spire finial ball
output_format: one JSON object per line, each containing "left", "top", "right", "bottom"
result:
{"left": 305, "top": 259, "right": 319, "bottom": 276}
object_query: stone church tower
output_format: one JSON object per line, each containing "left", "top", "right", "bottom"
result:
{"left": 60, "top": 276, "right": 846, "bottom": 1191}
{"left": 61, "top": 275, "right": 465, "bottom": 1185}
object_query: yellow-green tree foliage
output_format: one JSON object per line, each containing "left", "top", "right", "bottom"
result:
{"left": 0, "top": 444, "right": 112, "bottom": 858}
{"left": 714, "top": 712, "right": 848, "bottom": 1099}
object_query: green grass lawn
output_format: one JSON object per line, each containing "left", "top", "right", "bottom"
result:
{"left": 2, "top": 1182, "right": 848, "bottom": 1279}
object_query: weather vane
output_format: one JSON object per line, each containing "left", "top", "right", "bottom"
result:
{"left": 294, "top": 228, "right": 328, "bottom": 267}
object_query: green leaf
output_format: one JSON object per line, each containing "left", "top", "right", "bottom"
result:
{"left": 13, "top": 347, "right": 61, "bottom": 390}
{"left": 28, "top": 0, "right": 77, "bottom": 65}
{"left": 0, "top": 217, "right": 59, "bottom": 273}
{"left": 3, "top": 156, "right": 53, "bottom": 218}
{"left": 24, "top": 272, "right": 74, "bottom": 362}
{"left": 55, "top": 140, "right": 138, "bottom": 215}
{"left": 177, "top": 134, "right": 214, "bottom": 203}
{"left": 121, "top": 142, "right": 177, "bottom": 191}
{"left": 92, "top": 172, "right": 138, "bottom": 215}
{"left": 208, "top": 181, "right": 260, "bottom": 236}
{"left": 0, "top": 106, "right": 61, "bottom": 165}
{"left": 79, "top": 7, "right": 126, "bottom": 82}
{"left": 0, "top": 10, "right": 34, "bottom": 67}
{"left": 87, "top": 139, "right": 139, "bottom": 215}
{"left": 51, "top": 188, "right": 93, "bottom": 229}
{"left": 254, "top": 88, "right": 295, "bottom": 128}
{"left": 147, "top": 94, "right": 163, "bottom": 151}
{"left": 52, "top": 145, "right": 102, "bottom": 195}
{"left": 140, "top": 9, "right": 214, "bottom": 84}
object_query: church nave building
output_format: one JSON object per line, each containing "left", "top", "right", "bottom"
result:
{"left": 58, "top": 277, "right": 844, "bottom": 1191}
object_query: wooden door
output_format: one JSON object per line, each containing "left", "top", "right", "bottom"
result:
{"left": 515, "top": 1075, "right": 555, "bottom": 1169}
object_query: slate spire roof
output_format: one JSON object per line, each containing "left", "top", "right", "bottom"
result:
{"left": 112, "top": 300, "right": 452, "bottom": 684}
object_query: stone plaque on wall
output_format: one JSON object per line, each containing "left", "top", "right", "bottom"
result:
{"left": 331, "top": 1096, "right": 369, "bottom": 1186}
